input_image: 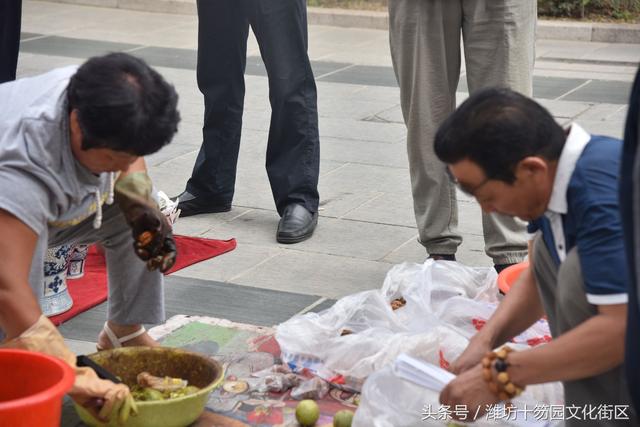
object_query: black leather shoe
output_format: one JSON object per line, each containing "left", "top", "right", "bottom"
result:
{"left": 173, "top": 191, "right": 231, "bottom": 218}
{"left": 428, "top": 254, "right": 456, "bottom": 261}
{"left": 276, "top": 204, "right": 318, "bottom": 244}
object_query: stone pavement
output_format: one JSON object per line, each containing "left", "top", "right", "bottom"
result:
{"left": 15, "top": 1, "right": 639, "bottom": 353}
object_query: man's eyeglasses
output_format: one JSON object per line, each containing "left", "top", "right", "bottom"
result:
{"left": 445, "top": 167, "right": 491, "bottom": 197}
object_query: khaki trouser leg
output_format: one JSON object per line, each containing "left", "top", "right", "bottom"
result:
{"left": 389, "top": 0, "right": 533, "bottom": 263}
{"left": 389, "top": 0, "right": 463, "bottom": 256}
{"left": 462, "top": 0, "right": 535, "bottom": 264}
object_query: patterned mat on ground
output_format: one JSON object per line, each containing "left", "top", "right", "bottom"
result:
{"left": 50, "top": 236, "right": 237, "bottom": 326}
{"left": 149, "top": 315, "right": 359, "bottom": 427}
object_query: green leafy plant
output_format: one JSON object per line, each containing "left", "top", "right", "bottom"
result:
{"left": 306, "top": 0, "right": 639, "bottom": 21}
{"left": 538, "top": 0, "right": 640, "bottom": 20}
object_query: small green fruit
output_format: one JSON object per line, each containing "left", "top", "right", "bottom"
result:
{"left": 142, "top": 388, "right": 164, "bottom": 401}
{"left": 296, "top": 399, "right": 320, "bottom": 426}
{"left": 333, "top": 409, "right": 354, "bottom": 427}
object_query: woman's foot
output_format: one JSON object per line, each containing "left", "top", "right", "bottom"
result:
{"left": 97, "top": 321, "right": 159, "bottom": 350}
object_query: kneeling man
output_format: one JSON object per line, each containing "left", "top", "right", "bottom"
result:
{"left": 436, "top": 88, "right": 636, "bottom": 426}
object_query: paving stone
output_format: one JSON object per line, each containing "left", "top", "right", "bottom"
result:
{"left": 319, "top": 163, "right": 410, "bottom": 217}
{"left": 161, "top": 275, "right": 321, "bottom": 326}
{"left": 318, "top": 96, "right": 397, "bottom": 121}
{"left": 319, "top": 64, "right": 398, "bottom": 88}
{"left": 172, "top": 208, "right": 252, "bottom": 237}
{"left": 20, "top": 32, "right": 41, "bottom": 40}
{"left": 321, "top": 136, "right": 408, "bottom": 168}
{"left": 203, "top": 209, "right": 416, "bottom": 261}
{"left": 342, "top": 189, "right": 415, "bottom": 228}
{"left": 534, "top": 76, "right": 589, "bottom": 100}
{"left": 284, "top": 216, "right": 417, "bottom": 260}
{"left": 351, "top": 84, "right": 401, "bottom": 102}
{"left": 231, "top": 250, "right": 393, "bottom": 298}
{"left": 145, "top": 140, "right": 199, "bottom": 167}
{"left": 323, "top": 162, "right": 410, "bottom": 195}
{"left": 533, "top": 61, "right": 638, "bottom": 83}
{"left": 21, "top": 35, "right": 140, "bottom": 58}
{"left": 148, "top": 151, "right": 198, "bottom": 197}
{"left": 537, "top": 99, "right": 593, "bottom": 119}
{"left": 366, "top": 104, "right": 404, "bottom": 124}
{"left": 382, "top": 236, "right": 425, "bottom": 264}
{"left": 455, "top": 233, "right": 493, "bottom": 267}
{"left": 15, "top": 52, "right": 82, "bottom": 78}
{"left": 200, "top": 209, "right": 280, "bottom": 247}
{"left": 453, "top": 199, "right": 485, "bottom": 235}
{"left": 134, "top": 46, "right": 196, "bottom": 70}
{"left": 563, "top": 79, "right": 633, "bottom": 104}
{"left": 307, "top": 297, "right": 337, "bottom": 313}
{"left": 57, "top": 276, "right": 322, "bottom": 342}
{"left": 319, "top": 116, "right": 406, "bottom": 143}
{"left": 174, "top": 242, "right": 282, "bottom": 283}
{"left": 119, "top": 0, "right": 197, "bottom": 16}
{"left": 577, "top": 119, "right": 626, "bottom": 139}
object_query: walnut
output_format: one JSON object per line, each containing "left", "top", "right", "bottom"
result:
{"left": 390, "top": 297, "right": 406, "bottom": 310}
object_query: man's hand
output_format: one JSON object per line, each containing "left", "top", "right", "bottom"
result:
{"left": 115, "top": 172, "right": 176, "bottom": 273}
{"left": 127, "top": 204, "right": 177, "bottom": 272}
{"left": 439, "top": 364, "right": 501, "bottom": 421}
{"left": 1, "top": 315, "right": 138, "bottom": 424}
{"left": 71, "top": 367, "right": 138, "bottom": 425}
{"left": 449, "top": 336, "right": 492, "bottom": 375}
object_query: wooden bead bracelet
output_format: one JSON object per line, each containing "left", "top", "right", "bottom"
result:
{"left": 481, "top": 346, "right": 525, "bottom": 402}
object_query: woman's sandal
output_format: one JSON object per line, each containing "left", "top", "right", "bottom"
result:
{"left": 96, "top": 322, "right": 147, "bottom": 351}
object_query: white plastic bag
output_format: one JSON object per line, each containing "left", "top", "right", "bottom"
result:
{"left": 354, "top": 364, "right": 563, "bottom": 427}
{"left": 276, "top": 260, "right": 553, "bottom": 390}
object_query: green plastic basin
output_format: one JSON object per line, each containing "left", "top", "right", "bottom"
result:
{"left": 74, "top": 346, "right": 224, "bottom": 427}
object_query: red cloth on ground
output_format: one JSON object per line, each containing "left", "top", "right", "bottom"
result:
{"left": 49, "top": 236, "right": 237, "bottom": 326}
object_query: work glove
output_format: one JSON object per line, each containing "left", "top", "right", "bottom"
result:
{"left": 115, "top": 171, "right": 177, "bottom": 273}
{"left": 1, "top": 315, "right": 138, "bottom": 424}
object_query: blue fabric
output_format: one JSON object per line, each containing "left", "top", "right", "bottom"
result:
{"left": 620, "top": 66, "right": 640, "bottom": 415}
{"left": 528, "top": 135, "right": 629, "bottom": 298}
{"left": 527, "top": 217, "right": 560, "bottom": 265}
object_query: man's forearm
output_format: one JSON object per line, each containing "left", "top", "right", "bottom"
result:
{"left": 508, "top": 308, "right": 626, "bottom": 385}
{"left": 0, "top": 209, "right": 41, "bottom": 339}
{"left": 0, "top": 283, "right": 41, "bottom": 339}
{"left": 473, "top": 265, "right": 544, "bottom": 348}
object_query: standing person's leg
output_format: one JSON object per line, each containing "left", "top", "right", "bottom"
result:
{"left": 177, "top": 0, "right": 250, "bottom": 216}
{"left": 48, "top": 204, "right": 163, "bottom": 348}
{"left": 0, "top": 0, "right": 22, "bottom": 83}
{"left": 249, "top": 0, "right": 320, "bottom": 243}
{"left": 462, "top": 0, "right": 536, "bottom": 267}
{"left": 389, "top": 0, "right": 463, "bottom": 257}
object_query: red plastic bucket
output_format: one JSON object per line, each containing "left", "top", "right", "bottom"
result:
{"left": 0, "top": 349, "right": 75, "bottom": 427}
{"left": 497, "top": 261, "right": 530, "bottom": 294}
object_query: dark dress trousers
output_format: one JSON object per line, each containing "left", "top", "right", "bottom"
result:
{"left": 0, "top": 0, "right": 22, "bottom": 83}
{"left": 188, "top": 0, "right": 320, "bottom": 216}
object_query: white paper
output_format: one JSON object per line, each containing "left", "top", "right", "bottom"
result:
{"left": 393, "top": 353, "right": 455, "bottom": 392}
